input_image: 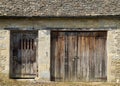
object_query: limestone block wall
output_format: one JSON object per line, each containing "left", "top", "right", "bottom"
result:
{"left": 107, "top": 30, "right": 120, "bottom": 82}
{"left": 0, "top": 30, "right": 10, "bottom": 77}
{"left": 0, "top": 18, "right": 119, "bottom": 82}
{"left": 38, "top": 30, "right": 50, "bottom": 81}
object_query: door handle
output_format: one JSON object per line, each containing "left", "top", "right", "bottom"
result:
{"left": 72, "top": 56, "right": 79, "bottom": 61}
{"left": 72, "top": 58, "right": 75, "bottom": 61}
{"left": 75, "top": 56, "right": 79, "bottom": 59}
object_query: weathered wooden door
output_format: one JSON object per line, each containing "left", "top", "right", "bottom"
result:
{"left": 51, "top": 31, "right": 107, "bottom": 81}
{"left": 11, "top": 31, "right": 38, "bottom": 78}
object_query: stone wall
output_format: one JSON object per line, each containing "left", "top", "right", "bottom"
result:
{"left": 0, "top": 30, "right": 10, "bottom": 77}
{"left": 38, "top": 30, "right": 50, "bottom": 81}
{"left": 107, "top": 30, "right": 120, "bottom": 82}
{"left": 0, "top": 18, "right": 119, "bottom": 82}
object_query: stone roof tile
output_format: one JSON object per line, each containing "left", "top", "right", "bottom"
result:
{"left": 0, "top": 0, "right": 120, "bottom": 16}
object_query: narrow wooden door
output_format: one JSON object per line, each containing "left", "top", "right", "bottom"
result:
{"left": 51, "top": 31, "right": 107, "bottom": 82}
{"left": 11, "top": 31, "right": 38, "bottom": 78}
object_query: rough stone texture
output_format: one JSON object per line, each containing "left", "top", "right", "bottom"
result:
{"left": 0, "top": 0, "right": 120, "bottom": 16}
{"left": 107, "top": 30, "right": 120, "bottom": 82}
{"left": 0, "top": 30, "right": 10, "bottom": 76}
{"left": 38, "top": 30, "right": 50, "bottom": 81}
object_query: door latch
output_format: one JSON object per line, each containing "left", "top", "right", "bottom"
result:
{"left": 72, "top": 56, "right": 79, "bottom": 61}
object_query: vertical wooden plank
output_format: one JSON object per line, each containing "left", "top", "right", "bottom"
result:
{"left": 77, "top": 32, "right": 81, "bottom": 81}
{"left": 94, "top": 33, "right": 100, "bottom": 81}
{"left": 81, "top": 35, "right": 85, "bottom": 81}
{"left": 30, "top": 38, "right": 34, "bottom": 74}
{"left": 98, "top": 36, "right": 102, "bottom": 80}
{"left": 101, "top": 37, "right": 105, "bottom": 77}
{"left": 30, "top": 38, "right": 33, "bottom": 74}
{"left": 25, "top": 38, "right": 27, "bottom": 75}
{"left": 104, "top": 37, "right": 107, "bottom": 79}
{"left": 93, "top": 35, "right": 96, "bottom": 81}
{"left": 51, "top": 32, "right": 58, "bottom": 81}
{"left": 83, "top": 34, "right": 87, "bottom": 81}
{"left": 20, "top": 34, "right": 22, "bottom": 76}
{"left": 89, "top": 36, "right": 92, "bottom": 81}
{"left": 77, "top": 32, "right": 83, "bottom": 81}
{"left": 31, "top": 38, "right": 33, "bottom": 74}
{"left": 54, "top": 32, "right": 59, "bottom": 81}
{"left": 12, "top": 33, "right": 16, "bottom": 74}
{"left": 59, "top": 32, "right": 65, "bottom": 81}
{"left": 75, "top": 33, "right": 78, "bottom": 81}
{"left": 64, "top": 32, "right": 69, "bottom": 81}
{"left": 62, "top": 32, "right": 66, "bottom": 81}
{"left": 67, "top": 32, "right": 77, "bottom": 81}
{"left": 67, "top": 32, "right": 71, "bottom": 81}
{"left": 26, "top": 38, "right": 29, "bottom": 74}
{"left": 27, "top": 39, "right": 30, "bottom": 74}
{"left": 22, "top": 38, "right": 26, "bottom": 76}
{"left": 57, "top": 32, "right": 61, "bottom": 81}
{"left": 89, "top": 33, "right": 95, "bottom": 81}
{"left": 86, "top": 35, "right": 90, "bottom": 81}
{"left": 100, "top": 36, "right": 107, "bottom": 80}
{"left": 32, "top": 38, "right": 36, "bottom": 75}
{"left": 99, "top": 38, "right": 102, "bottom": 78}
{"left": 74, "top": 32, "right": 78, "bottom": 81}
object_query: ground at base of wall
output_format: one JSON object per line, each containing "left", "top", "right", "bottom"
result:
{"left": 29, "top": 82, "right": 120, "bottom": 86}
{"left": 0, "top": 74, "right": 120, "bottom": 86}
{"left": 0, "top": 80, "right": 120, "bottom": 86}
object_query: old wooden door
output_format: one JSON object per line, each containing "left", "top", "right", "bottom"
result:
{"left": 11, "top": 31, "right": 38, "bottom": 78}
{"left": 51, "top": 31, "right": 107, "bottom": 82}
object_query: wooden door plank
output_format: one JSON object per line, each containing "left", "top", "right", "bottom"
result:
{"left": 89, "top": 36, "right": 95, "bottom": 81}
{"left": 65, "top": 32, "right": 71, "bottom": 81}
{"left": 86, "top": 36, "right": 90, "bottom": 81}
{"left": 64, "top": 32, "right": 69, "bottom": 81}
{"left": 61, "top": 32, "right": 66, "bottom": 81}
{"left": 58, "top": 32, "right": 66, "bottom": 81}
{"left": 95, "top": 37, "right": 102, "bottom": 80}
{"left": 51, "top": 32, "right": 56, "bottom": 81}
{"left": 77, "top": 33, "right": 82, "bottom": 81}
{"left": 81, "top": 35, "right": 87, "bottom": 81}
{"left": 57, "top": 33, "right": 61, "bottom": 81}
{"left": 67, "top": 32, "right": 78, "bottom": 81}
{"left": 29, "top": 38, "right": 32, "bottom": 74}
{"left": 99, "top": 37, "right": 107, "bottom": 80}
{"left": 54, "top": 32, "right": 59, "bottom": 81}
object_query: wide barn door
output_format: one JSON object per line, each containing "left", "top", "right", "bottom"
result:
{"left": 11, "top": 31, "right": 38, "bottom": 78}
{"left": 51, "top": 31, "right": 107, "bottom": 82}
